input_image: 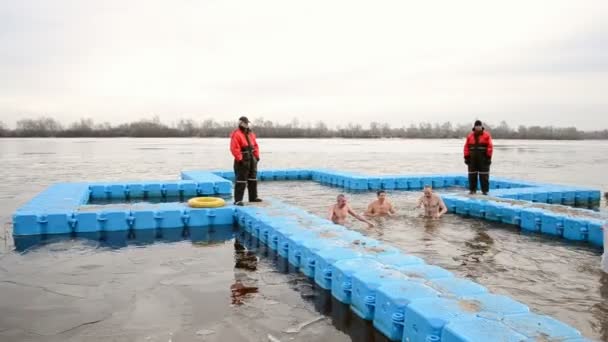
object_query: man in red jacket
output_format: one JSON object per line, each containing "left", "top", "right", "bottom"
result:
{"left": 464, "top": 120, "right": 493, "bottom": 195}
{"left": 230, "top": 116, "right": 262, "bottom": 206}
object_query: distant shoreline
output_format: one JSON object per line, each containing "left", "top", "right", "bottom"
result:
{"left": 2, "top": 117, "right": 607, "bottom": 140}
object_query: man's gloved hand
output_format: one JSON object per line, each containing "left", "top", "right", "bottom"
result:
{"left": 464, "top": 156, "right": 470, "bottom": 165}
{"left": 255, "top": 157, "right": 260, "bottom": 162}
{"left": 487, "top": 157, "right": 492, "bottom": 165}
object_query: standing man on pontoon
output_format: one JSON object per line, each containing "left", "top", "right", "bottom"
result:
{"left": 230, "top": 116, "right": 262, "bottom": 206}
{"left": 464, "top": 120, "right": 494, "bottom": 195}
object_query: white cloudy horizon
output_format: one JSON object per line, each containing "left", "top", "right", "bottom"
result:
{"left": 1, "top": 0, "right": 607, "bottom": 130}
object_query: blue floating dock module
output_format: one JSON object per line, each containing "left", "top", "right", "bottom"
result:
{"left": 496, "top": 177, "right": 538, "bottom": 189}
{"left": 13, "top": 212, "right": 60, "bottom": 236}
{"left": 284, "top": 227, "right": 334, "bottom": 267}
{"left": 142, "top": 182, "right": 162, "bottom": 197}
{"left": 286, "top": 230, "right": 321, "bottom": 268}
{"left": 210, "top": 170, "right": 236, "bottom": 181}
{"left": 180, "top": 171, "right": 232, "bottom": 195}
{"left": 272, "top": 223, "right": 306, "bottom": 256}
{"left": 312, "top": 245, "right": 368, "bottom": 286}
{"left": 127, "top": 204, "right": 235, "bottom": 231}
{"left": 467, "top": 199, "right": 487, "bottom": 218}
{"left": 502, "top": 312, "right": 584, "bottom": 341}
{"left": 547, "top": 187, "right": 565, "bottom": 204}
{"left": 394, "top": 176, "right": 411, "bottom": 190}
{"left": 258, "top": 169, "right": 276, "bottom": 181}
{"left": 90, "top": 179, "right": 226, "bottom": 199}
{"left": 407, "top": 177, "right": 423, "bottom": 190}
{"left": 284, "top": 169, "right": 313, "bottom": 180}
{"left": 14, "top": 225, "right": 235, "bottom": 252}
{"left": 562, "top": 188, "right": 578, "bottom": 205}
{"left": 587, "top": 189, "right": 602, "bottom": 202}
{"left": 346, "top": 175, "right": 370, "bottom": 191}
{"left": 162, "top": 182, "right": 180, "bottom": 197}
{"left": 484, "top": 202, "right": 510, "bottom": 222}
{"left": 393, "top": 264, "right": 453, "bottom": 281}
{"left": 403, "top": 294, "right": 530, "bottom": 342}
{"left": 74, "top": 211, "right": 101, "bottom": 233}
{"left": 453, "top": 175, "right": 468, "bottom": 187}
{"left": 563, "top": 216, "right": 588, "bottom": 241}
{"left": 531, "top": 190, "right": 549, "bottom": 203}
{"left": 418, "top": 175, "right": 433, "bottom": 188}
{"left": 454, "top": 197, "right": 472, "bottom": 216}
{"left": 424, "top": 277, "right": 488, "bottom": 298}
{"left": 177, "top": 180, "right": 197, "bottom": 197}
{"left": 367, "top": 177, "right": 383, "bottom": 190}
{"left": 17, "top": 183, "right": 90, "bottom": 210}
{"left": 587, "top": 219, "right": 605, "bottom": 248}
{"left": 446, "top": 191, "right": 605, "bottom": 247}
{"left": 378, "top": 176, "right": 397, "bottom": 190}
{"left": 519, "top": 207, "right": 544, "bottom": 232}
{"left": 373, "top": 279, "right": 440, "bottom": 341}
{"left": 13, "top": 183, "right": 90, "bottom": 236}
{"left": 375, "top": 253, "right": 425, "bottom": 269}
{"left": 15, "top": 189, "right": 234, "bottom": 236}
{"left": 264, "top": 169, "right": 287, "bottom": 181}
{"left": 310, "top": 169, "right": 325, "bottom": 182}
{"left": 574, "top": 188, "right": 595, "bottom": 206}
{"left": 332, "top": 258, "right": 381, "bottom": 304}
{"left": 350, "top": 264, "right": 412, "bottom": 320}
{"left": 289, "top": 230, "right": 356, "bottom": 277}
{"left": 499, "top": 204, "right": 522, "bottom": 225}
{"left": 439, "top": 174, "right": 459, "bottom": 188}
{"left": 440, "top": 194, "right": 459, "bottom": 213}
{"left": 312, "top": 239, "right": 406, "bottom": 289}
{"left": 301, "top": 228, "right": 366, "bottom": 268}
{"left": 441, "top": 317, "right": 527, "bottom": 342}
{"left": 97, "top": 210, "right": 130, "bottom": 231}
{"left": 183, "top": 206, "right": 234, "bottom": 227}
{"left": 126, "top": 182, "right": 145, "bottom": 198}
{"left": 540, "top": 212, "right": 566, "bottom": 236}
{"left": 252, "top": 168, "right": 315, "bottom": 181}
{"left": 137, "top": 204, "right": 182, "bottom": 230}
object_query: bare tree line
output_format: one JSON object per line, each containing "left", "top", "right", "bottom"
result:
{"left": 1, "top": 116, "right": 607, "bottom": 140}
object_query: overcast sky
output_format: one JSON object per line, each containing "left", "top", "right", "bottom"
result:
{"left": 1, "top": 0, "right": 607, "bottom": 129}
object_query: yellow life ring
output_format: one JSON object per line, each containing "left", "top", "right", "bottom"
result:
{"left": 187, "top": 197, "right": 226, "bottom": 208}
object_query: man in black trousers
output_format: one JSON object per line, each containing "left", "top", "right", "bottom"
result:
{"left": 229, "top": 116, "right": 262, "bottom": 206}
{"left": 463, "top": 120, "right": 494, "bottom": 195}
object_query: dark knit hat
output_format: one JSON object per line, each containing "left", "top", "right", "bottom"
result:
{"left": 238, "top": 116, "right": 249, "bottom": 124}
{"left": 474, "top": 120, "right": 482, "bottom": 127}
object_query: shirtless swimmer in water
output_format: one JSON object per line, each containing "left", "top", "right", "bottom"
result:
{"left": 329, "top": 194, "right": 375, "bottom": 228}
{"left": 365, "top": 190, "right": 396, "bottom": 217}
{"left": 415, "top": 186, "right": 447, "bottom": 219}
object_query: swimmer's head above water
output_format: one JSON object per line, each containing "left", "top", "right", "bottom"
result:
{"left": 377, "top": 190, "right": 386, "bottom": 202}
{"left": 423, "top": 185, "right": 433, "bottom": 198}
{"left": 336, "top": 194, "right": 347, "bottom": 207}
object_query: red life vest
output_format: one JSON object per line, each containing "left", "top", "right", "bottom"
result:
{"left": 464, "top": 131, "right": 493, "bottom": 158}
{"left": 230, "top": 128, "right": 260, "bottom": 161}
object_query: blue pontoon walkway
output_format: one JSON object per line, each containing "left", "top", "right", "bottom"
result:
{"left": 11, "top": 168, "right": 604, "bottom": 341}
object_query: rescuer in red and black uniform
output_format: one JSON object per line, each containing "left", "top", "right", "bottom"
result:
{"left": 464, "top": 120, "right": 494, "bottom": 195}
{"left": 230, "top": 116, "right": 262, "bottom": 206}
